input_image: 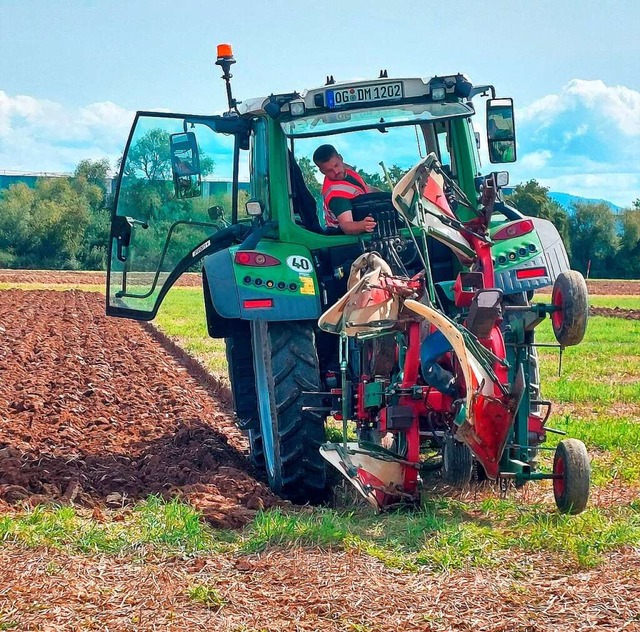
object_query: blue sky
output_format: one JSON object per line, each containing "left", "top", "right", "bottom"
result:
{"left": 1, "top": 0, "right": 639, "bottom": 206}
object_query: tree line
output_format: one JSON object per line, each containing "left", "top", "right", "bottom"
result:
{"left": 0, "top": 159, "right": 112, "bottom": 270}
{"left": 1, "top": 157, "right": 639, "bottom": 279}
{"left": 505, "top": 180, "right": 640, "bottom": 279}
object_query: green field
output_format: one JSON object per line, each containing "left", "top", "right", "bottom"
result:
{"left": 2, "top": 282, "right": 640, "bottom": 574}
{"left": 154, "top": 287, "right": 229, "bottom": 375}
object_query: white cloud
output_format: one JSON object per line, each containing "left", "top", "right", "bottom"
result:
{"left": 517, "top": 149, "right": 553, "bottom": 171}
{"left": 518, "top": 93, "right": 566, "bottom": 127}
{"left": 507, "top": 79, "right": 640, "bottom": 206}
{"left": 565, "top": 79, "right": 640, "bottom": 135}
{"left": 562, "top": 124, "right": 588, "bottom": 143}
{"left": 0, "top": 91, "right": 134, "bottom": 174}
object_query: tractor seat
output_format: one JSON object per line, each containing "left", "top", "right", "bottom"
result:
{"left": 289, "top": 153, "right": 323, "bottom": 234}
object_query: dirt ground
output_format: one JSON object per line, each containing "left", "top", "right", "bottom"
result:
{"left": 0, "top": 289, "right": 281, "bottom": 527}
{"left": 1, "top": 274, "right": 639, "bottom": 630}
{"left": 1, "top": 269, "right": 638, "bottom": 295}
{"left": 0, "top": 269, "right": 201, "bottom": 287}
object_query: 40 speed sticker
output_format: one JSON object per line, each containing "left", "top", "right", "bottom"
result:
{"left": 286, "top": 255, "right": 312, "bottom": 275}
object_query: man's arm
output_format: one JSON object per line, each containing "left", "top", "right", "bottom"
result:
{"left": 337, "top": 211, "right": 376, "bottom": 235}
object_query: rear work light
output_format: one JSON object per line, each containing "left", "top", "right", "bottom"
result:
{"left": 243, "top": 298, "right": 274, "bottom": 309}
{"left": 234, "top": 251, "right": 281, "bottom": 266}
{"left": 493, "top": 219, "right": 535, "bottom": 241}
{"left": 515, "top": 267, "right": 547, "bottom": 280}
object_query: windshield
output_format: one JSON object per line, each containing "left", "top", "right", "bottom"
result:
{"left": 290, "top": 122, "right": 456, "bottom": 228}
{"left": 282, "top": 101, "right": 473, "bottom": 138}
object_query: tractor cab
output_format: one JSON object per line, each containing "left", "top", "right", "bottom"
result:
{"left": 106, "top": 45, "right": 515, "bottom": 321}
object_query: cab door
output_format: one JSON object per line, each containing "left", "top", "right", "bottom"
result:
{"left": 106, "top": 111, "right": 250, "bottom": 320}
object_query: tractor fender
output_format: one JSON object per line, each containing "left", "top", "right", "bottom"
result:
{"left": 492, "top": 217, "right": 570, "bottom": 295}
{"left": 202, "top": 243, "right": 322, "bottom": 338}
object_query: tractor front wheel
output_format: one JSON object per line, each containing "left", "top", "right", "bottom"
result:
{"left": 553, "top": 438, "right": 590, "bottom": 514}
{"left": 551, "top": 271, "right": 588, "bottom": 347}
{"left": 250, "top": 321, "right": 329, "bottom": 504}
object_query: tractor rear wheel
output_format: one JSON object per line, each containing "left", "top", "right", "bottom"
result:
{"left": 551, "top": 271, "right": 588, "bottom": 347}
{"left": 250, "top": 321, "right": 329, "bottom": 503}
{"left": 442, "top": 434, "right": 473, "bottom": 486}
{"left": 553, "top": 438, "right": 590, "bottom": 514}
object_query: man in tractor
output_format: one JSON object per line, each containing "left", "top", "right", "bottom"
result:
{"left": 313, "top": 144, "right": 377, "bottom": 235}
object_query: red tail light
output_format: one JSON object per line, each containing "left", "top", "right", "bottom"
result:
{"left": 493, "top": 219, "right": 535, "bottom": 240}
{"left": 243, "top": 298, "right": 274, "bottom": 309}
{"left": 235, "top": 251, "right": 281, "bottom": 266}
{"left": 515, "top": 267, "right": 547, "bottom": 280}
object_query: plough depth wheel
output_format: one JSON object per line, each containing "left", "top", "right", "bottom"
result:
{"left": 551, "top": 271, "right": 589, "bottom": 347}
{"left": 553, "top": 438, "right": 590, "bottom": 514}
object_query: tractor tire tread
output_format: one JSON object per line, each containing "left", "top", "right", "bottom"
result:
{"left": 253, "top": 321, "right": 329, "bottom": 504}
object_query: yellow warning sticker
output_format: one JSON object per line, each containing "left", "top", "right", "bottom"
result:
{"left": 299, "top": 275, "right": 315, "bottom": 295}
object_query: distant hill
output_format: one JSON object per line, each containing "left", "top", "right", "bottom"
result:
{"left": 548, "top": 192, "right": 622, "bottom": 214}
{"left": 501, "top": 188, "right": 623, "bottom": 214}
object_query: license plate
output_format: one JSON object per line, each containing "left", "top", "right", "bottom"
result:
{"left": 326, "top": 82, "right": 404, "bottom": 109}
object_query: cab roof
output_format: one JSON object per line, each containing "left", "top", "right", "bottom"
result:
{"left": 237, "top": 73, "right": 490, "bottom": 118}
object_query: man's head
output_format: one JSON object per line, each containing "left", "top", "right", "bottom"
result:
{"left": 313, "top": 144, "right": 347, "bottom": 181}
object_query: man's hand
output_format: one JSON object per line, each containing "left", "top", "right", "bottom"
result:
{"left": 338, "top": 212, "right": 377, "bottom": 235}
{"left": 359, "top": 215, "right": 377, "bottom": 233}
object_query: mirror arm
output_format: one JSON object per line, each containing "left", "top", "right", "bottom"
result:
{"left": 231, "top": 139, "right": 241, "bottom": 224}
{"left": 469, "top": 84, "right": 496, "bottom": 100}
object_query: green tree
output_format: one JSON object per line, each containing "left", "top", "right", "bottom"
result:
{"left": 387, "top": 165, "right": 409, "bottom": 186}
{"left": 70, "top": 160, "right": 112, "bottom": 269}
{"left": 0, "top": 183, "right": 34, "bottom": 267}
{"left": 298, "top": 156, "right": 322, "bottom": 203}
{"left": 74, "top": 158, "right": 111, "bottom": 189}
{"left": 616, "top": 206, "right": 640, "bottom": 278}
{"left": 357, "top": 164, "right": 408, "bottom": 191}
{"left": 123, "top": 129, "right": 172, "bottom": 180}
{"left": 506, "top": 180, "right": 550, "bottom": 217}
{"left": 569, "top": 201, "right": 619, "bottom": 277}
{"left": 0, "top": 177, "right": 94, "bottom": 269}
{"left": 356, "top": 168, "right": 388, "bottom": 191}
{"left": 122, "top": 129, "right": 214, "bottom": 182}
{"left": 0, "top": 160, "right": 112, "bottom": 270}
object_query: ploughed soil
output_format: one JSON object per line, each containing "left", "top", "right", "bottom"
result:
{"left": 0, "top": 269, "right": 201, "bottom": 287}
{"left": 0, "top": 288, "right": 281, "bottom": 527}
{"left": 1, "top": 269, "right": 638, "bottom": 293}
{"left": 1, "top": 272, "right": 640, "bottom": 630}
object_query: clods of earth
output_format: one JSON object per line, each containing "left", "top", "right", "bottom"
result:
{"left": 0, "top": 288, "right": 282, "bottom": 527}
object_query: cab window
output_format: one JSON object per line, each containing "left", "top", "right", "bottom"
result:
{"left": 249, "top": 117, "right": 269, "bottom": 219}
{"left": 289, "top": 124, "right": 429, "bottom": 230}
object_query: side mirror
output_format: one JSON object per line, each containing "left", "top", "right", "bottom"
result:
{"left": 208, "top": 205, "right": 225, "bottom": 221}
{"left": 487, "top": 98, "right": 516, "bottom": 164}
{"left": 170, "top": 131, "right": 202, "bottom": 198}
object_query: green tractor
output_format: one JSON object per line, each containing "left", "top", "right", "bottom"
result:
{"left": 107, "top": 45, "right": 590, "bottom": 512}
